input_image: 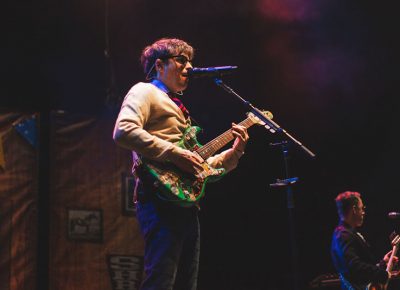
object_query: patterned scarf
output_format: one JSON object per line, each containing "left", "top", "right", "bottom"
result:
{"left": 168, "top": 92, "right": 190, "bottom": 119}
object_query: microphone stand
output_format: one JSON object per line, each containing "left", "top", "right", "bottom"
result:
{"left": 213, "top": 78, "right": 315, "bottom": 158}
{"left": 214, "top": 77, "right": 316, "bottom": 290}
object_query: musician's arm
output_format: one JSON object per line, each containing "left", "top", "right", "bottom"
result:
{"left": 335, "top": 230, "right": 389, "bottom": 284}
{"left": 113, "top": 85, "right": 206, "bottom": 176}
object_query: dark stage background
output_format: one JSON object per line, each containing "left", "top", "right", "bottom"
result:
{"left": 2, "top": 0, "right": 400, "bottom": 289}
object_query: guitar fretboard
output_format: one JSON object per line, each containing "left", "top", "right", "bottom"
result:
{"left": 195, "top": 117, "right": 254, "bottom": 160}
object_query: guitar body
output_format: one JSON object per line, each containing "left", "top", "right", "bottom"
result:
{"left": 143, "top": 125, "right": 225, "bottom": 207}
{"left": 141, "top": 111, "right": 272, "bottom": 207}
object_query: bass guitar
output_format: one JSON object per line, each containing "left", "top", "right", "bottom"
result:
{"left": 142, "top": 110, "right": 273, "bottom": 207}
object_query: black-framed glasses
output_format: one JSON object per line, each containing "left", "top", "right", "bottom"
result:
{"left": 146, "top": 54, "right": 192, "bottom": 80}
{"left": 163, "top": 55, "right": 192, "bottom": 66}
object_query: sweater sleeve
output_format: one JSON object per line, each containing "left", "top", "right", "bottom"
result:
{"left": 206, "top": 147, "right": 244, "bottom": 173}
{"left": 113, "top": 84, "right": 185, "bottom": 161}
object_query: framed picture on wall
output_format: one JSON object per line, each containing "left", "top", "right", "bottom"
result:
{"left": 67, "top": 208, "right": 103, "bottom": 242}
{"left": 121, "top": 173, "right": 137, "bottom": 216}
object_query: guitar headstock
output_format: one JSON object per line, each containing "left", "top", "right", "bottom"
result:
{"left": 247, "top": 110, "right": 276, "bottom": 133}
{"left": 391, "top": 235, "right": 400, "bottom": 247}
{"left": 247, "top": 110, "right": 273, "bottom": 124}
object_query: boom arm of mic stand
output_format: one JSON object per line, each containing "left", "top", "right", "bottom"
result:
{"left": 214, "top": 77, "right": 316, "bottom": 158}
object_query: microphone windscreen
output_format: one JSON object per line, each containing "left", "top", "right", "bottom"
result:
{"left": 388, "top": 212, "right": 400, "bottom": 219}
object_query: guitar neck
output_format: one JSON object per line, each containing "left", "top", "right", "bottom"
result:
{"left": 387, "top": 244, "right": 399, "bottom": 272}
{"left": 195, "top": 117, "right": 255, "bottom": 160}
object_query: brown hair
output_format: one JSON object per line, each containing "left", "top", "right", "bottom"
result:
{"left": 140, "top": 38, "right": 194, "bottom": 80}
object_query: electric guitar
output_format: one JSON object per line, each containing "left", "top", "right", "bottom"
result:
{"left": 367, "top": 234, "right": 400, "bottom": 290}
{"left": 141, "top": 110, "right": 273, "bottom": 207}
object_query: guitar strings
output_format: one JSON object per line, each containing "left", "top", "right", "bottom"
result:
{"left": 196, "top": 118, "right": 253, "bottom": 159}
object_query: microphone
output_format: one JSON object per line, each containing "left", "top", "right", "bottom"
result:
{"left": 388, "top": 212, "right": 400, "bottom": 219}
{"left": 186, "top": 66, "right": 238, "bottom": 78}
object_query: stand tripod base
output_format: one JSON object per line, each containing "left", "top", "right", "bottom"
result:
{"left": 270, "top": 177, "right": 298, "bottom": 187}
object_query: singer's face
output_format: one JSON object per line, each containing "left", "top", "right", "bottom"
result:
{"left": 157, "top": 53, "right": 193, "bottom": 93}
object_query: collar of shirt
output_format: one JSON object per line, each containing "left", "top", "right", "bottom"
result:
{"left": 150, "top": 79, "right": 170, "bottom": 95}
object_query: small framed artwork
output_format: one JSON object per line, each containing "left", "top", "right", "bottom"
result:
{"left": 121, "top": 173, "right": 137, "bottom": 216}
{"left": 67, "top": 208, "right": 103, "bottom": 242}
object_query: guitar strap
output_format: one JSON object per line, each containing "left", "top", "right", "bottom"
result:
{"left": 168, "top": 92, "right": 203, "bottom": 127}
{"left": 168, "top": 92, "right": 190, "bottom": 119}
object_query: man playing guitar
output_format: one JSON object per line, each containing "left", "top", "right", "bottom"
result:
{"left": 113, "top": 38, "right": 249, "bottom": 290}
{"left": 331, "top": 191, "right": 399, "bottom": 290}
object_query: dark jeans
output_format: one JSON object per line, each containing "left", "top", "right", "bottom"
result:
{"left": 136, "top": 182, "right": 200, "bottom": 290}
